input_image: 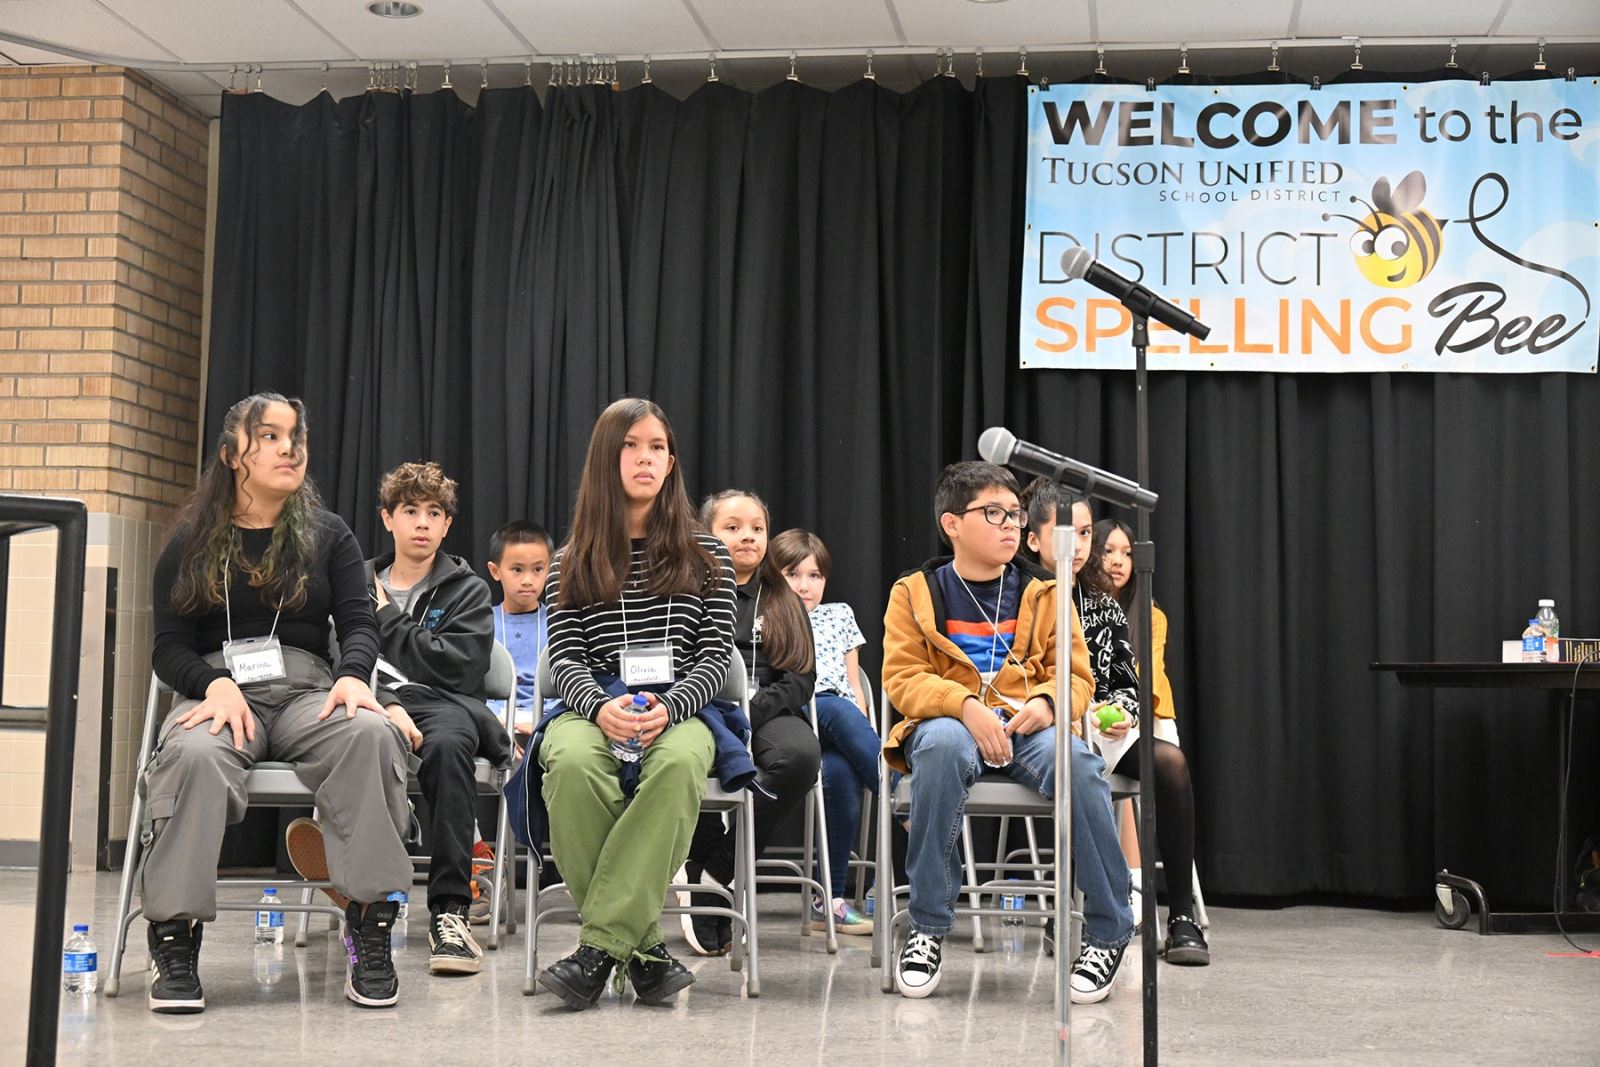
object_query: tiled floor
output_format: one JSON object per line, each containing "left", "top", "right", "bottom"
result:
{"left": 5, "top": 868, "right": 1599, "bottom": 1066}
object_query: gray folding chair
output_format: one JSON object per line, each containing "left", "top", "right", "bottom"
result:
{"left": 103, "top": 672, "right": 346, "bottom": 997}
{"left": 524, "top": 647, "right": 762, "bottom": 997}
{"left": 873, "top": 686, "right": 1078, "bottom": 989}
{"left": 752, "top": 697, "right": 837, "bottom": 953}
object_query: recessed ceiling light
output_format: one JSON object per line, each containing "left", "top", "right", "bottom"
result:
{"left": 367, "top": 1, "right": 422, "bottom": 17}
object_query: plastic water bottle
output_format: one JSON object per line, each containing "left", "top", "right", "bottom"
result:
{"left": 255, "top": 887, "right": 284, "bottom": 944}
{"left": 1521, "top": 618, "right": 1546, "bottom": 663}
{"left": 62, "top": 924, "right": 97, "bottom": 994}
{"left": 863, "top": 885, "right": 876, "bottom": 918}
{"left": 1537, "top": 600, "right": 1561, "bottom": 662}
{"left": 611, "top": 693, "right": 649, "bottom": 763}
{"left": 388, "top": 891, "right": 409, "bottom": 954}
{"left": 1001, "top": 879, "right": 1024, "bottom": 926}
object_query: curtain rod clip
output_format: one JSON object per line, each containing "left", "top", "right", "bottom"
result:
{"left": 708, "top": 53, "right": 718, "bottom": 83}
{"left": 1267, "top": 42, "right": 1279, "bottom": 73}
{"left": 1446, "top": 39, "right": 1458, "bottom": 69}
{"left": 1094, "top": 45, "right": 1106, "bottom": 77}
{"left": 1534, "top": 37, "right": 1547, "bottom": 71}
{"left": 1350, "top": 37, "right": 1363, "bottom": 71}
{"left": 864, "top": 49, "right": 875, "bottom": 81}
{"left": 1018, "top": 47, "right": 1028, "bottom": 77}
{"left": 441, "top": 60, "right": 453, "bottom": 89}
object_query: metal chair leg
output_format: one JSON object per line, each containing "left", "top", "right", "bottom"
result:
{"left": 103, "top": 789, "right": 145, "bottom": 998}
{"left": 814, "top": 778, "right": 837, "bottom": 953}
{"left": 961, "top": 816, "right": 986, "bottom": 952}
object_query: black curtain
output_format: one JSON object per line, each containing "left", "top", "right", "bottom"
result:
{"left": 208, "top": 74, "right": 1600, "bottom": 909}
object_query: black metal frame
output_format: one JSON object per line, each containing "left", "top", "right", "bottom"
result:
{"left": 2, "top": 495, "right": 88, "bottom": 1067}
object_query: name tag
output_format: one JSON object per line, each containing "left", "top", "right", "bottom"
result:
{"left": 223, "top": 635, "right": 286, "bottom": 684}
{"left": 619, "top": 644, "right": 673, "bottom": 687}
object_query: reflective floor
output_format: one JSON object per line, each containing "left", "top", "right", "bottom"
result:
{"left": 5, "top": 869, "right": 1598, "bottom": 1066}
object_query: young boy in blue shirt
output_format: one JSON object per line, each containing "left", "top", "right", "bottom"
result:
{"left": 485, "top": 520, "right": 553, "bottom": 746}
{"left": 882, "top": 461, "right": 1134, "bottom": 1002}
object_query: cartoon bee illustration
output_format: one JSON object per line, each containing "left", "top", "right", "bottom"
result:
{"left": 1324, "top": 171, "right": 1447, "bottom": 289}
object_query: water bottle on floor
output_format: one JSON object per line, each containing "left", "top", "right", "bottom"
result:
{"left": 864, "top": 885, "right": 876, "bottom": 917}
{"left": 1001, "top": 879, "right": 1024, "bottom": 926}
{"left": 388, "top": 891, "right": 409, "bottom": 954}
{"left": 62, "top": 924, "right": 97, "bottom": 995}
{"left": 255, "top": 887, "right": 284, "bottom": 944}
{"left": 612, "top": 693, "right": 649, "bottom": 763}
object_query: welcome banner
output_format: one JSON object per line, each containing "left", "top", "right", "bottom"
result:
{"left": 1021, "top": 80, "right": 1600, "bottom": 372}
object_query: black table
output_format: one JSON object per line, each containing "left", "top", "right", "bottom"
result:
{"left": 1373, "top": 661, "right": 1600, "bottom": 935}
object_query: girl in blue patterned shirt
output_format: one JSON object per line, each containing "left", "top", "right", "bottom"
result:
{"left": 771, "top": 528, "right": 880, "bottom": 935}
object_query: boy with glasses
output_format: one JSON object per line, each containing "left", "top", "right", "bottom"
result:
{"left": 882, "top": 461, "right": 1134, "bottom": 1002}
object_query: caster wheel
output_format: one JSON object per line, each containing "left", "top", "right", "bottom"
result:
{"left": 1435, "top": 887, "right": 1471, "bottom": 929}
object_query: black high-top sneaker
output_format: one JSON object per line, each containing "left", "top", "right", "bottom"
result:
{"left": 343, "top": 900, "right": 400, "bottom": 1007}
{"left": 147, "top": 919, "right": 204, "bottom": 1013}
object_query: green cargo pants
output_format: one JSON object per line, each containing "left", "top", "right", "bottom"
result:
{"left": 540, "top": 711, "right": 715, "bottom": 960}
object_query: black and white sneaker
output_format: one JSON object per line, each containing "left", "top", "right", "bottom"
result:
{"left": 1070, "top": 940, "right": 1128, "bottom": 1004}
{"left": 343, "top": 900, "right": 400, "bottom": 1007}
{"left": 678, "top": 862, "right": 732, "bottom": 957}
{"left": 428, "top": 905, "right": 483, "bottom": 975}
{"left": 894, "top": 931, "right": 944, "bottom": 999}
{"left": 147, "top": 919, "right": 204, "bottom": 1013}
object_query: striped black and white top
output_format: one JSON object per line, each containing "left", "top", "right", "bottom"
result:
{"left": 544, "top": 533, "right": 736, "bottom": 725}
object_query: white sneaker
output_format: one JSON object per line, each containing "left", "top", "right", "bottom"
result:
{"left": 895, "top": 931, "right": 944, "bottom": 999}
{"left": 1070, "top": 940, "right": 1127, "bottom": 1004}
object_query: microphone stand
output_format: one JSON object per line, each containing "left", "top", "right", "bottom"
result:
{"left": 1052, "top": 499, "right": 1074, "bottom": 1067}
{"left": 1132, "top": 312, "right": 1159, "bottom": 1067}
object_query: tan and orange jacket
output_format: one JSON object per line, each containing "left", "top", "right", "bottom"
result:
{"left": 881, "top": 556, "right": 1094, "bottom": 772}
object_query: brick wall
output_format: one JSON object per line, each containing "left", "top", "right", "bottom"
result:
{"left": 0, "top": 65, "right": 210, "bottom": 863}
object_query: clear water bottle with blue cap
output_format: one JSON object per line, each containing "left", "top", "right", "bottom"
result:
{"left": 255, "top": 887, "right": 284, "bottom": 944}
{"left": 62, "top": 923, "right": 97, "bottom": 994}
{"left": 612, "top": 693, "right": 649, "bottom": 763}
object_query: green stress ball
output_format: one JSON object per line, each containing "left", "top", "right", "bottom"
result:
{"left": 1094, "top": 706, "right": 1126, "bottom": 731}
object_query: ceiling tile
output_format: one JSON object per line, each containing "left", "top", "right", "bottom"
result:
{"left": 892, "top": 0, "right": 1091, "bottom": 48}
{"left": 689, "top": 0, "right": 899, "bottom": 50}
{"left": 492, "top": 0, "right": 711, "bottom": 55}
{"left": 1296, "top": 0, "right": 1504, "bottom": 38}
{"left": 101, "top": 0, "right": 353, "bottom": 63}
{"left": 1097, "top": 0, "right": 1296, "bottom": 44}
{"left": 290, "top": 0, "right": 532, "bottom": 60}
{"left": 0, "top": 0, "right": 178, "bottom": 61}
{"left": 1494, "top": 0, "right": 1600, "bottom": 36}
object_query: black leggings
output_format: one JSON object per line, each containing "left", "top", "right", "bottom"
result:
{"left": 690, "top": 713, "right": 821, "bottom": 886}
{"left": 1111, "top": 736, "right": 1197, "bottom": 917}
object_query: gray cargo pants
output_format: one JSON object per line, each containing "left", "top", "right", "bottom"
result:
{"left": 141, "top": 646, "right": 413, "bottom": 922}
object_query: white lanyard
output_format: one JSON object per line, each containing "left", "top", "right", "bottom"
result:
{"left": 497, "top": 604, "right": 546, "bottom": 650}
{"left": 619, "top": 570, "right": 673, "bottom": 647}
{"left": 749, "top": 584, "right": 762, "bottom": 695}
{"left": 954, "top": 565, "right": 1009, "bottom": 700}
{"left": 223, "top": 551, "right": 283, "bottom": 644}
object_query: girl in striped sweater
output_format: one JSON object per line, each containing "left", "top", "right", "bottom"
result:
{"left": 535, "top": 398, "right": 737, "bottom": 1009}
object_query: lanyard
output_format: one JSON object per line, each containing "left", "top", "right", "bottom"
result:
{"left": 619, "top": 567, "right": 673, "bottom": 650}
{"left": 749, "top": 583, "right": 762, "bottom": 694}
{"left": 223, "top": 550, "right": 283, "bottom": 644}
{"left": 954, "top": 565, "right": 1008, "bottom": 698}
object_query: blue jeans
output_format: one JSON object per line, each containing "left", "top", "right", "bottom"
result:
{"left": 903, "top": 716, "right": 1133, "bottom": 950}
{"left": 813, "top": 694, "right": 881, "bottom": 898}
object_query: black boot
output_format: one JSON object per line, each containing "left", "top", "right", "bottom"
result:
{"left": 147, "top": 920, "right": 204, "bottom": 1013}
{"left": 628, "top": 943, "right": 694, "bottom": 1005}
{"left": 538, "top": 945, "right": 616, "bottom": 1010}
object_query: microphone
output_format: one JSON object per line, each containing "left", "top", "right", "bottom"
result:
{"left": 1060, "top": 246, "right": 1211, "bottom": 340}
{"left": 978, "top": 427, "right": 1158, "bottom": 512}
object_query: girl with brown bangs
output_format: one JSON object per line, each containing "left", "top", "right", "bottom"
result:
{"left": 536, "top": 398, "right": 737, "bottom": 1009}
{"left": 678, "top": 490, "right": 821, "bottom": 956}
